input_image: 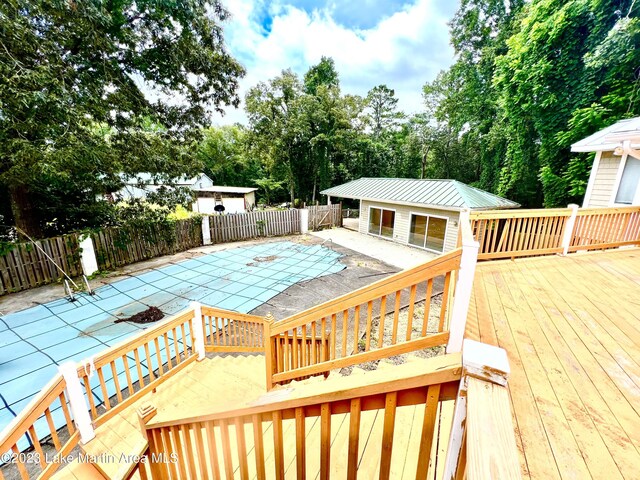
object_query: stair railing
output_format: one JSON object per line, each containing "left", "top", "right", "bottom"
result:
{"left": 264, "top": 247, "right": 465, "bottom": 388}
{"left": 139, "top": 352, "right": 463, "bottom": 479}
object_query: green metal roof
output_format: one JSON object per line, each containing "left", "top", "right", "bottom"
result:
{"left": 320, "top": 178, "right": 520, "bottom": 211}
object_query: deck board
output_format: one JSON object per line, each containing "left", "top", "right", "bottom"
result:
{"left": 467, "top": 248, "right": 640, "bottom": 479}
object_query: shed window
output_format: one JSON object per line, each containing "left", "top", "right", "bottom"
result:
{"left": 368, "top": 207, "right": 395, "bottom": 238}
{"left": 409, "top": 214, "right": 447, "bottom": 252}
{"left": 615, "top": 156, "right": 640, "bottom": 204}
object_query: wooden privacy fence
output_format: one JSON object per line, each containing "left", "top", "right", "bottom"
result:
{"left": 470, "top": 205, "right": 640, "bottom": 260}
{"left": 308, "top": 204, "right": 342, "bottom": 230}
{"left": 0, "top": 234, "right": 81, "bottom": 295}
{"left": 91, "top": 218, "right": 202, "bottom": 271}
{"left": 208, "top": 209, "right": 300, "bottom": 243}
{"left": 265, "top": 248, "right": 462, "bottom": 387}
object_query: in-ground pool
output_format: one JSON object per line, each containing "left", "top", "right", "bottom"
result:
{"left": 0, "top": 241, "right": 344, "bottom": 449}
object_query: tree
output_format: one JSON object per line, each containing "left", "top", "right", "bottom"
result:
{"left": 0, "top": 0, "right": 245, "bottom": 237}
{"left": 198, "top": 125, "right": 263, "bottom": 187}
{"left": 303, "top": 56, "right": 340, "bottom": 95}
{"left": 494, "top": 0, "right": 639, "bottom": 206}
{"left": 366, "top": 85, "right": 404, "bottom": 138}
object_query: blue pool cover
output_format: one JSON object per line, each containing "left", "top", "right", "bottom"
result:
{"left": 0, "top": 241, "right": 343, "bottom": 449}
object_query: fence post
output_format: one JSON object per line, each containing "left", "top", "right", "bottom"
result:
{"left": 201, "top": 215, "right": 212, "bottom": 246}
{"left": 561, "top": 204, "right": 579, "bottom": 256}
{"left": 300, "top": 209, "right": 309, "bottom": 234}
{"left": 191, "top": 301, "right": 206, "bottom": 361}
{"left": 446, "top": 210, "right": 479, "bottom": 354}
{"left": 78, "top": 234, "right": 99, "bottom": 276}
{"left": 264, "top": 313, "right": 275, "bottom": 390}
{"left": 58, "top": 362, "right": 95, "bottom": 444}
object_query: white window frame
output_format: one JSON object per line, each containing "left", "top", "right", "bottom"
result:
{"left": 367, "top": 205, "right": 397, "bottom": 239}
{"left": 609, "top": 152, "right": 640, "bottom": 206}
{"left": 407, "top": 211, "right": 449, "bottom": 253}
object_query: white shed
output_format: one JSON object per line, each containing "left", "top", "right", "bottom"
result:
{"left": 192, "top": 186, "right": 257, "bottom": 214}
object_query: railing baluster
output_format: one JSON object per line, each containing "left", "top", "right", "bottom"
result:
{"left": 273, "top": 411, "right": 285, "bottom": 480}
{"left": 347, "top": 398, "right": 361, "bottom": 480}
{"left": 154, "top": 338, "right": 164, "bottom": 376}
{"left": 300, "top": 324, "right": 307, "bottom": 367}
{"left": 235, "top": 417, "right": 249, "bottom": 480}
{"left": 97, "top": 367, "right": 110, "bottom": 410}
{"left": 406, "top": 284, "right": 417, "bottom": 341}
{"left": 133, "top": 348, "right": 144, "bottom": 388}
{"left": 320, "top": 403, "right": 331, "bottom": 480}
{"left": 392, "top": 290, "right": 401, "bottom": 345}
{"left": 252, "top": 414, "right": 266, "bottom": 480}
{"left": 342, "top": 310, "right": 348, "bottom": 357}
{"left": 122, "top": 355, "right": 134, "bottom": 395}
{"left": 144, "top": 342, "right": 155, "bottom": 381}
{"left": 110, "top": 360, "right": 123, "bottom": 403}
{"left": 380, "top": 392, "right": 398, "bottom": 479}
{"left": 353, "top": 305, "right": 360, "bottom": 354}
{"left": 171, "top": 425, "right": 188, "bottom": 479}
{"left": 220, "top": 419, "right": 234, "bottom": 479}
{"left": 378, "top": 295, "right": 387, "bottom": 349}
{"left": 331, "top": 314, "right": 337, "bottom": 359}
{"left": 295, "top": 407, "right": 306, "bottom": 478}
{"left": 439, "top": 272, "right": 452, "bottom": 332}
{"left": 205, "top": 421, "right": 221, "bottom": 478}
{"left": 415, "top": 384, "right": 442, "bottom": 479}
{"left": 365, "top": 301, "right": 373, "bottom": 351}
{"left": 163, "top": 333, "right": 173, "bottom": 369}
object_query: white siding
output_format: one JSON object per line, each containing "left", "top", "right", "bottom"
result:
{"left": 586, "top": 151, "right": 621, "bottom": 207}
{"left": 359, "top": 200, "right": 460, "bottom": 253}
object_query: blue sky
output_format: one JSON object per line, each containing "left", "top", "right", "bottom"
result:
{"left": 215, "top": 0, "right": 459, "bottom": 124}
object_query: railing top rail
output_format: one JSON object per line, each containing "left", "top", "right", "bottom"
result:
{"left": 74, "top": 308, "right": 196, "bottom": 376}
{"left": 146, "top": 352, "right": 462, "bottom": 429}
{"left": 271, "top": 248, "right": 463, "bottom": 336}
{"left": 576, "top": 205, "right": 640, "bottom": 216}
{"left": 0, "top": 373, "right": 66, "bottom": 450}
{"left": 469, "top": 208, "right": 572, "bottom": 219}
{"left": 201, "top": 306, "right": 265, "bottom": 324}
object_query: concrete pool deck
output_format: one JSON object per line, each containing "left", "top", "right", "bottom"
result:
{"left": 311, "top": 227, "right": 437, "bottom": 270}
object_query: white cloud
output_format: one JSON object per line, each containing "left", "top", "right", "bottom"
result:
{"left": 214, "top": 0, "right": 456, "bottom": 125}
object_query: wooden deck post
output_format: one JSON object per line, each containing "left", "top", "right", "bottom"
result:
{"left": 58, "top": 362, "right": 95, "bottom": 444}
{"left": 443, "top": 340, "right": 511, "bottom": 480}
{"left": 561, "top": 204, "right": 579, "bottom": 255}
{"left": 191, "top": 301, "right": 206, "bottom": 361}
{"left": 446, "top": 210, "right": 479, "bottom": 354}
{"left": 264, "top": 313, "right": 275, "bottom": 390}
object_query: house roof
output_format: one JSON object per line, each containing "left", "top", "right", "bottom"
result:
{"left": 320, "top": 178, "right": 520, "bottom": 211}
{"left": 571, "top": 117, "right": 640, "bottom": 152}
{"left": 195, "top": 186, "right": 257, "bottom": 194}
{"left": 122, "top": 173, "right": 211, "bottom": 186}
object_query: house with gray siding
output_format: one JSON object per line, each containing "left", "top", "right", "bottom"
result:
{"left": 320, "top": 178, "right": 519, "bottom": 254}
{"left": 572, "top": 117, "right": 640, "bottom": 207}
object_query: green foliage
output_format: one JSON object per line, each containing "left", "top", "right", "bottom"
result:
{"left": 0, "top": 0, "right": 244, "bottom": 237}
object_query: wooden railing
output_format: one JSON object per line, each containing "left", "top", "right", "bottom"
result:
{"left": 0, "top": 376, "right": 77, "bottom": 480}
{"left": 76, "top": 309, "right": 199, "bottom": 428}
{"left": 0, "top": 303, "right": 264, "bottom": 479}
{"left": 570, "top": 207, "right": 640, "bottom": 251}
{"left": 470, "top": 205, "right": 640, "bottom": 260}
{"left": 203, "top": 307, "right": 266, "bottom": 353}
{"left": 140, "top": 353, "right": 463, "bottom": 480}
{"left": 265, "top": 249, "right": 462, "bottom": 387}
{"left": 470, "top": 208, "right": 571, "bottom": 259}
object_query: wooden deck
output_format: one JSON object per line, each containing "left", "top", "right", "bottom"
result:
{"left": 466, "top": 248, "right": 640, "bottom": 479}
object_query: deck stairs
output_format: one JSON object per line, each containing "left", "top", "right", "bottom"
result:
{"left": 51, "top": 352, "right": 444, "bottom": 479}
